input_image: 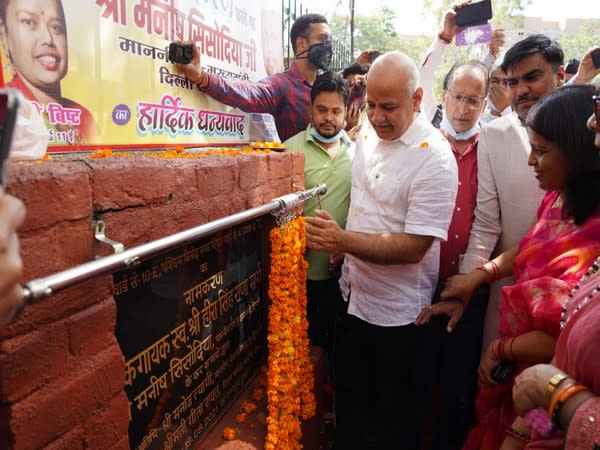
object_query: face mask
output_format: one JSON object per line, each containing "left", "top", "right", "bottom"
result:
{"left": 440, "top": 112, "right": 480, "bottom": 141}
{"left": 310, "top": 124, "right": 345, "bottom": 144}
{"left": 297, "top": 42, "right": 333, "bottom": 71}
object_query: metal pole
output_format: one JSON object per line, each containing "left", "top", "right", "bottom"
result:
{"left": 20, "top": 184, "right": 327, "bottom": 306}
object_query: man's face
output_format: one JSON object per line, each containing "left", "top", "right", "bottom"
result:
{"left": 506, "top": 53, "right": 564, "bottom": 122}
{"left": 296, "top": 22, "right": 331, "bottom": 55}
{"left": 442, "top": 67, "right": 487, "bottom": 133}
{"left": 366, "top": 69, "right": 421, "bottom": 141}
{"left": 311, "top": 91, "right": 346, "bottom": 139}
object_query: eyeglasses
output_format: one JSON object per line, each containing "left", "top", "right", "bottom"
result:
{"left": 446, "top": 91, "right": 485, "bottom": 110}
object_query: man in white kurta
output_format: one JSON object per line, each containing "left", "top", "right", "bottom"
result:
{"left": 305, "top": 52, "right": 457, "bottom": 450}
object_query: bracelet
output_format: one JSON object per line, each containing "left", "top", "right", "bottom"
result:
{"left": 506, "top": 425, "right": 530, "bottom": 442}
{"left": 476, "top": 260, "right": 501, "bottom": 282}
{"left": 548, "top": 383, "right": 589, "bottom": 427}
{"left": 546, "top": 373, "right": 569, "bottom": 405}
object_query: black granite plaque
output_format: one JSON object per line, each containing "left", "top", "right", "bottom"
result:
{"left": 113, "top": 218, "right": 267, "bottom": 450}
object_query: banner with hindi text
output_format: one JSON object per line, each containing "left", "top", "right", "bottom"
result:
{"left": 0, "top": 0, "right": 284, "bottom": 152}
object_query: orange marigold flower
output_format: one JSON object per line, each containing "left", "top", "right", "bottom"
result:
{"left": 242, "top": 400, "right": 257, "bottom": 414}
{"left": 251, "top": 388, "right": 264, "bottom": 401}
{"left": 419, "top": 141, "right": 429, "bottom": 148}
{"left": 235, "top": 412, "right": 247, "bottom": 423}
{"left": 223, "top": 427, "right": 238, "bottom": 441}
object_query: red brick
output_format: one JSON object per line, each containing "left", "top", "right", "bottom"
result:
{"left": 267, "top": 153, "right": 293, "bottom": 182}
{"left": 9, "top": 345, "right": 125, "bottom": 450}
{"left": 83, "top": 392, "right": 130, "bottom": 449}
{"left": 67, "top": 298, "right": 116, "bottom": 356}
{"left": 6, "top": 161, "right": 92, "bottom": 232}
{"left": 0, "top": 322, "right": 69, "bottom": 402}
{"left": 291, "top": 152, "right": 306, "bottom": 180}
{"left": 268, "top": 178, "right": 295, "bottom": 199}
{"left": 1, "top": 279, "right": 113, "bottom": 340}
{"left": 238, "top": 155, "right": 268, "bottom": 189}
{"left": 196, "top": 158, "right": 238, "bottom": 197}
{"left": 89, "top": 158, "right": 182, "bottom": 209}
{"left": 19, "top": 219, "right": 94, "bottom": 279}
{"left": 42, "top": 426, "right": 85, "bottom": 450}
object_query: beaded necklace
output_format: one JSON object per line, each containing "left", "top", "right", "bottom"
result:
{"left": 560, "top": 254, "right": 600, "bottom": 329}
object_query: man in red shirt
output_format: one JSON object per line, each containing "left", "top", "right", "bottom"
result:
{"left": 417, "top": 61, "right": 491, "bottom": 450}
{"left": 176, "top": 14, "right": 332, "bottom": 141}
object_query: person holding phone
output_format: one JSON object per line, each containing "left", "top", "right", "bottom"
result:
{"left": 0, "top": 188, "right": 25, "bottom": 327}
{"left": 176, "top": 13, "right": 332, "bottom": 142}
{"left": 0, "top": 0, "right": 98, "bottom": 146}
{"left": 564, "top": 46, "right": 600, "bottom": 86}
{"left": 342, "top": 62, "right": 368, "bottom": 137}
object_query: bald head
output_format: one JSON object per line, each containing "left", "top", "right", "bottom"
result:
{"left": 365, "top": 51, "right": 423, "bottom": 141}
{"left": 369, "top": 51, "right": 420, "bottom": 97}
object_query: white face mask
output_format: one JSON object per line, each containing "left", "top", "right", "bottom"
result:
{"left": 440, "top": 111, "right": 480, "bottom": 141}
{"left": 310, "top": 124, "right": 345, "bottom": 144}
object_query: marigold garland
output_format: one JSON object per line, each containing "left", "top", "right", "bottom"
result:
{"left": 265, "top": 216, "right": 315, "bottom": 450}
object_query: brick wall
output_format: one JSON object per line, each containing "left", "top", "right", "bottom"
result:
{"left": 0, "top": 152, "right": 304, "bottom": 450}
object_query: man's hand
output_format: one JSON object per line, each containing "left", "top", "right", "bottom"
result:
{"left": 488, "top": 78, "right": 510, "bottom": 115}
{"left": 0, "top": 191, "right": 26, "bottom": 327}
{"left": 305, "top": 210, "right": 344, "bottom": 254}
{"left": 174, "top": 41, "right": 204, "bottom": 85}
{"left": 489, "top": 29, "right": 505, "bottom": 59}
{"left": 571, "top": 46, "right": 600, "bottom": 85}
{"left": 345, "top": 104, "right": 361, "bottom": 131}
{"left": 415, "top": 299, "right": 464, "bottom": 332}
{"left": 440, "top": 271, "right": 487, "bottom": 307}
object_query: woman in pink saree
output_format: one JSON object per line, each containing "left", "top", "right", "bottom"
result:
{"left": 418, "top": 85, "right": 600, "bottom": 450}
{"left": 509, "top": 87, "right": 600, "bottom": 450}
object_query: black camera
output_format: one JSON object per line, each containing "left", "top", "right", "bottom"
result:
{"left": 455, "top": 0, "right": 493, "bottom": 27}
{"left": 490, "top": 360, "right": 516, "bottom": 383}
{"left": 168, "top": 43, "right": 194, "bottom": 64}
{"left": 591, "top": 48, "right": 600, "bottom": 69}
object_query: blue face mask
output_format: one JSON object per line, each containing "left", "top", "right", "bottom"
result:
{"left": 440, "top": 112, "right": 480, "bottom": 140}
{"left": 310, "top": 125, "right": 345, "bottom": 144}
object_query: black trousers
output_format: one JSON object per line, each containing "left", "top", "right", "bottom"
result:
{"left": 307, "top": 278, "right": 344, "bottom": 378}
{"left": 421, "top": 282, "right": 490, "bottom": 450}
{"left": 333, "top": 306, "right": 428, "bottom": 450}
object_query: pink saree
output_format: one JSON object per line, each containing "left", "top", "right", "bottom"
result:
{"left": 462, "top": 191, "right": 600, "bottom": 450}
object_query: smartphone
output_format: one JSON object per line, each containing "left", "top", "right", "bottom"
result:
{"left": 591, "top": 48, "right": 600, "bottom": 69}
{"left": 347, "top": 82, "right": 366, "bottom": 110}
{"left": 491, "top": 360, "right": 516, "bottom": 383}
{"left": 455, "top": 0, "right": 493, "bottom": 27}
{"left": 168, "top": 43, "right": 194, "bottom": 64}
{"left": 0, "top": 89, "right": 22, "bottom": 187}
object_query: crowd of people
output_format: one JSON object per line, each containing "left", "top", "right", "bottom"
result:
{"left": 2, "top": 4, "right": 600, "bottom": 450}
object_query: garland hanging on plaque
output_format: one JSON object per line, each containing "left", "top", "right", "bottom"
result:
{"left": 265, "top": 216, "right": 315, "bottom": 450}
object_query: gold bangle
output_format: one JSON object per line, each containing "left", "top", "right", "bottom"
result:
{"left": 546, "top": 373, "right": 569, "bottom": 405}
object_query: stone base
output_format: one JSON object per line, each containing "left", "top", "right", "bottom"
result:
{"left": 196, "top": 347, "right": 327, "bottom": 450}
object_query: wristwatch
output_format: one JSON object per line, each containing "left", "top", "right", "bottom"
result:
{"left": 546, "top": 373, "right": 569, "bottom": 404}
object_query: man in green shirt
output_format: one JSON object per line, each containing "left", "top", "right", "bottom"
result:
{"left": 284, "top": 72, "right": 354, "bottom": 369}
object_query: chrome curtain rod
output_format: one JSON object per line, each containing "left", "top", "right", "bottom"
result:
{"left": 20, "top": 184, "right": 327, "bottom": 306}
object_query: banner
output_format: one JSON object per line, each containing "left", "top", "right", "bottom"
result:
{"left": 0, "top": 0, "right": 284, "bottom": 152}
